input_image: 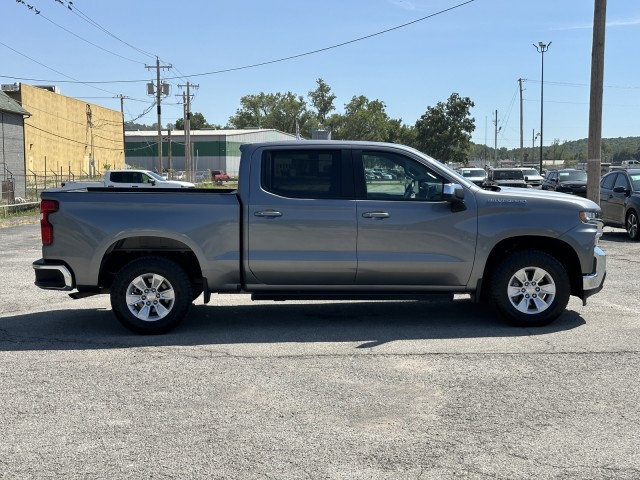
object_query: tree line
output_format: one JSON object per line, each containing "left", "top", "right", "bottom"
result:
{"left": 474, "top": 136, "right": 640, "bottom": 165}
{"left": 126, "top": 78, "right": 476, "bottom": 165}
{"left": 125, "top": 78, "right": 640, "bottom": 165}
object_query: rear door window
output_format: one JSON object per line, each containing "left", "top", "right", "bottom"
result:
{"left": 261, "top": 150, "right": 352, "bottom": 199}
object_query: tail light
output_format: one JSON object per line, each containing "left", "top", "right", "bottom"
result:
{"left": 40, "top": 199, "right": 59, "bottom": 246}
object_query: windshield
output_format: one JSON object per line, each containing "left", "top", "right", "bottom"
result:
{"left": 147, "top": 171, "right": 166, "bottom": 181}
{"left": 559, "top": 170, "right": 587, "bottom": 182}
{"left": 460, "top": 168, "right": 486, "bottom": 177}
{"left": 521, "top": 169, "right": 539, "bottom": 176}
{"left": 494, "top": 170, "right": 524, "bottom": 180}
{"left": 386, "top": 144, "right": 477, "bottom": 188}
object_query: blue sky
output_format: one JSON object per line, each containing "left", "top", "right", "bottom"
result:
{"left": 2, "top": 0, "right": 639, "bottom": 151}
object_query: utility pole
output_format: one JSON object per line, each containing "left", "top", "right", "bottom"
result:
{"left": 183, "top": 91, "right": 191, "bottom": 182}
{"left": 519, "top": 79, "right": 524, "bottom": 165}
{"left": 534, "top": 41, "right": 551, "bottom": 174}
{"left": 179, "top": 82, "right": 198, "bottom": 182}
{"left": 116, "top": 94, "right": 129, "bottom": 161}
{"left": 493, "top": 110, "right": 501, "bottom": 167}
{"left": 86, "top": 104, "right": 95, "bottom": 176}
{"left": 587, "top": 0, "right": 607, "bottom": 204}
{"left": 146, "top": 56, "right": 172, "bottom": 173}
{"left": 167, "top": 128, "right": 172, "bottom": 176}
{"left": 532, "top": 129, "right": 540, "bottom": 165}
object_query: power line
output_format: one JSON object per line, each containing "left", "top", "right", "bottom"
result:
{"left": 62, "top": 2, "right": 156, "bottom": 60}
{"left": 13, "top": 1, "right": 148, "bottom": 65}
{"left": 0, "top": 40, "right": 121, "bottom": 97}
{"left": 25, "top": 123, "right": 124, "bottom": 151}
{"left": 3, "top": 0, "right": 476, "bottom": 85}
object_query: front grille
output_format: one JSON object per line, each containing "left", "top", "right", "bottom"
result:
{"left": 498, "top": 182, "right": 527, "bottom": 188}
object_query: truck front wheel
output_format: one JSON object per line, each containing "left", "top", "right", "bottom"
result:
{"left": 490, "top": 251, "right": 570, "bottom": 327}
{"left": 110, "top": 257, "right": 193, "bottom": 334}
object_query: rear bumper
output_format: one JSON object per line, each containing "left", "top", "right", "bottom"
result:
{"left": 32, "top": 259, "right": 74, "bottom": 290}
{"left": 582, "top": 246, "right": 606, "bottom": 303}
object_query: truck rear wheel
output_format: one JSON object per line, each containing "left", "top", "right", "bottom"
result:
{"left": 110, "top": 257, "right": 193, "bottom": 334}
{"left": 490, "top": 251, "right": 570, "bottom": 327}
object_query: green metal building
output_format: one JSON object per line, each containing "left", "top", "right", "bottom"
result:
{"left": 125, "top": 129, "right": 295, "bottom": 176}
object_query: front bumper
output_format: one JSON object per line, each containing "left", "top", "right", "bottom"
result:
{"left": 582, "top": 246, "right": 606, "bottom": 304}
{"left": 33, "top": 259, "right": 74, "bottom": 290}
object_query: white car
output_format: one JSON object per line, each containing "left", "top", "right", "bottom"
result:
{"left": 517, "top": 167, "right": 544, "bottom": 188}
{"left": 458, "top": 167, "right": 487, "bottom": 186}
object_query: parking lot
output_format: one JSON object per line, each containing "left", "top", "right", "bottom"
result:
{"left": 1, "top": 221, "right": 639, "bottom": 479}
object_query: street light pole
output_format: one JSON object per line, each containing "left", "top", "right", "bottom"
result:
{"left": 533, "top": 41, "right": 551, "bottom": 174}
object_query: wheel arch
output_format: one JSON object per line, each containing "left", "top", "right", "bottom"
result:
{"left": 482, "top": 236, "right": 583, "bottom": 299}
{"left": 97, "top": 236, "right": 203, "bottom": 291}
{"left": 625, "top": 207, "right": 639, "bottom": 240}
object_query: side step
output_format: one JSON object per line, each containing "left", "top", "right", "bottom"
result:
{"left": 251, "top": 292, "right": 454, "bottom": 302}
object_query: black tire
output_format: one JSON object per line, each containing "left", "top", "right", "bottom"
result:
{"left": 626, "top": 210, "right": 639, "bottom": 241}
{"left": 489, "top": 251, "right": 570, "bottom": 327}
{"left": 110, "top": 256, "right": 193, "bottom": 334}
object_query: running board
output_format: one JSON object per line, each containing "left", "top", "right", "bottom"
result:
{"left": 251, "top": 292, "right": 454, "bottom": 302}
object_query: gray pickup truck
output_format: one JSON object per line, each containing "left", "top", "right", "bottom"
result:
{"left": 33, "top": 141, "right": 606, "bottom": 334}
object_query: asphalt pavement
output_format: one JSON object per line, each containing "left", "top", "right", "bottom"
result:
{"left": 1, "top": 221, "right": 639, "bottom": 479}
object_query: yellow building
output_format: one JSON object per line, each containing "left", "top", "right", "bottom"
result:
{"left": 5, "top": 83, "right": 124, "bottom": 181}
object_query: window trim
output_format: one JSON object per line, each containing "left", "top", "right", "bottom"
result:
{"left": 260, "top": 148, "right": 354, "bottom": 200}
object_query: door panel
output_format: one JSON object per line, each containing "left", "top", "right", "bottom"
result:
{"left": 355, "top": 150, "right": 477, "bottom": 286}
{"left": 246, "top": 148, "right": 357, "bottom": 286}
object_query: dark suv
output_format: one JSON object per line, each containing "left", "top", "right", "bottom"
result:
{"left": 484, "top": 168, "right": 528, "bottom": 188}
{"left": 541, "top": 169, "right": 587, "bottom": 197}
{"left": 599, "top": 168, "right": 640, "bottom": 240}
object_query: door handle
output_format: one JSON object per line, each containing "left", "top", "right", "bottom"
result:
{"left": 362, "top": 212, "right": 390, "bottom": 219}
{"left": 254, "top": 210, "right": 282, "bottom": 217}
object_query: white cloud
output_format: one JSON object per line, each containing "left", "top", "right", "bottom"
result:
{"left": 390, "top": 0, "right": 418, "bottom": 12}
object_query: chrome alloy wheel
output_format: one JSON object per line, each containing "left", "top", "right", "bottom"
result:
{"left": 507, "top": 266, "right": 556, "bottom": 315}
{"left": 125, "top": 273, "right": 176, "bottom": 321}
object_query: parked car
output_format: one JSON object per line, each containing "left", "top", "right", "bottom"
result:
{"left": 609, "top": 160, "right": 640, "bottom": 172}
{"left": 60, "top": 169, "right": 195, "bottom": 189}
{"left": 540, "top": 169, "right": 587, "bottom": 197}
{"left": 599, "top": 168, "right": 640, "bottom": 240}
{"left": 483, "top": 168, "right": 528, "bottom": 188}
{"left": 211, "top": 170, "right": 230, "bottom": 185}
{"left": 458, "top": 167, "right": 487, "bottom": 186}
{"left": 516, "top": 167, "right": 544, "bottom": 188}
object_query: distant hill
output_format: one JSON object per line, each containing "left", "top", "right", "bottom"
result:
{"left": 472, "top": 136, "right": 640, "bottom": 165}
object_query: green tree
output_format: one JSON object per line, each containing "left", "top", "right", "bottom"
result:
{"left": 124, "top": 121, "right": 155, "bottom": 131}
{"left": 308, "top": 78, "right": 336, "bottom": 125}
{"left": 328, "top": 95, "right": 396, "bottom": 142}
{"left": 228, "top": 92, "right": 316, "bottom": 135}
{"left": 174, "top": 112, "right": 216, "bottom": 130}
{"left": 413, "top": 93, "right": 475, "bottom": 164}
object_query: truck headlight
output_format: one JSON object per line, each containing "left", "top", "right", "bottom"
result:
{"left": 579, "top": 210, "right": 599, "bottom": 223}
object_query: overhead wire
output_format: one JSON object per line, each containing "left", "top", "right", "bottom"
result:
{"left": 0, "top": 39, "right": 128, "bottom": 100}
{"left": 4, "top": 0, "right": 477, "bottom": 85}
{"left": 17, "top": 2, "right": 148, "bottom": 65}
{"left": 62, "top": 1, "right": 156, "bottom": 60}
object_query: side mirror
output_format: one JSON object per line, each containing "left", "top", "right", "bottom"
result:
{"left": 613, "top": 185, "right": 628, "bottom": 194}
{"left": 443, "top": 183, "right": 464, "bottom": 201}
{"left": 151, "top": 180, "right": 156, "bottom": 186}
{"left": 443, "top": 183, "right": 466, "bottom": 212}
